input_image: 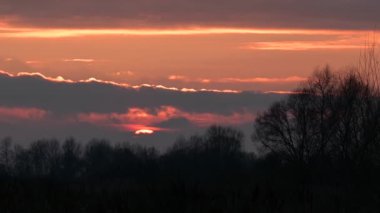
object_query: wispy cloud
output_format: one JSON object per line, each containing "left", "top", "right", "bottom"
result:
{"left": 168, "top": 75, "right": 307, "bottom": 84}
{"left": 63, "top": 58, "right": 95, "bottom": 63}
{"left": 244, "top": 37, "right": 366, "bottom": 51}
{"left": 25, "top": 60, "right": 42, "bottom": 64}
{"left": 168, "top": 75, "right": 211, "bottom": 84}
{"left": 218, "top": 76, "right": 307, "bottom": 83}
{"left": 114, "top": 71, "right": 135, "bottom": 76}
{"left": 0, "top": 70, "right": 74, "bottom": 83}
{"left": 0, "top": 25, "right": 370, "bottom": 38}
{"left": 0, "top": 70, "right": 240, "bottom": 93}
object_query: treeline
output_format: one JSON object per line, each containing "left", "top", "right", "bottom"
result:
{"left": 0, "top": 128, "right": 257, "bottom": 213}
{"left": 1, "top": 67, "right": 380, "bottom": 212}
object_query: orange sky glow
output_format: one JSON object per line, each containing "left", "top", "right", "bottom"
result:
{"left": 1, "top": 0, "right": 379, "bottom": 147}
{"left": 0, "top": 23, "right": 374, "bottom": 92}
{"left": 0, "top": 22, "right": 377, "bottom": 136}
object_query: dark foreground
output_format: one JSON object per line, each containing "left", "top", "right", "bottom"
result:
{"left": 0, "top": 131, "right": 379, "bottom": 213}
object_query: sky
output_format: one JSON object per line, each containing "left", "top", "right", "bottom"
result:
{"left": 0, "top": 0, "right": 379, "bottom": 150}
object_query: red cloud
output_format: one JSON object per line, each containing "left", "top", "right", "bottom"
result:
{"left": 0, "top": 106, "right": 48, "bottom": 122}
{"left": 77, "top": 106, "right": 255, "bottom": 133}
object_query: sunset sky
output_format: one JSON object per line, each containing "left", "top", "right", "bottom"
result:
{"left": 0, "top": 0, "right": 379, "bottom": 149}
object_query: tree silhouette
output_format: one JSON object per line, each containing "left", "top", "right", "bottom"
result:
{"left": 61, "top": 138, "right": 82, "bottom": 179}
{"left": 0, "top": 137, "right": 13, "bottom": 177}
{"left": 253, "top": 64, "right": 380, "bottom": 184}
{"left": 253, "top": 67, "right": 338, "bottom": 167}
{"left": 28, "top": 139, "right": 61, "bottom": 177}
{"left": 84, "top": 139, "right": 114, "bottom": 178}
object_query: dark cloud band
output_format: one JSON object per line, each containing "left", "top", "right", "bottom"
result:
{"left": 1, "top": 0, "right": 379, "bottom": 29}
{"left": 0, "top": 72, "right": 282, "bottom": 115}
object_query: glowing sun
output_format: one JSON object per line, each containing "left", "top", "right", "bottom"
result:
{"left": 135, "top": 129, "right": 154, "bottom": 135}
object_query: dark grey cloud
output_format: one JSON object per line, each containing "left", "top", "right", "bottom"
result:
{"left": 0, "top": 73, "right": 282, "bottom": 115}
{"left": 1, "top": 0, "right": 379, "bottom": 29}
{"left": 155, "top": 117, "right": 193, "bottom": 129}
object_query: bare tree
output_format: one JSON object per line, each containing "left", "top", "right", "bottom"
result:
{"left": 253, "top": 49, "right": 380, "bottom": 171}
{"left": 253, "top": 67, "right": 338, "bottom": 166}
{"left": 358, "top": 37, "right": 380, "bottom": 93}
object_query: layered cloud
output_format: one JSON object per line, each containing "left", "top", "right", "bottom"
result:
{"left": 0, "top": 0, "right": 379, "bottom": 29}
{"left": 0, "top": 106, "right": 48, "bottom": 122}
{"left": 0, "top": 70, "right": 284, "bottom": 149}
{"left": 0, "top": 70, "right": 281, "bottom": 114}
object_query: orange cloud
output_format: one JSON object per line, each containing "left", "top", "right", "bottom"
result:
{"left": 168, "top": 75, "right": 187, "bottom": 81}
{"left": 0, "top": 25, "right": 371, "bottom": 38}
{"left": 114, "top": 71, "right": 134, "bottom": 76}
{"left": 219, "top": 76, "right": 307, "bottom": 83}
{"left": 168, "top": 74, "right": 307, "bottom": 84}
{"left": 168, "top": 75, "right": 212, "bottom": 84}
{"left": 244, "top": 38, "right": 366, "bottom": 51}
{"left": 63, "top": 58, "right": 95, "bottom": 63}
{"left": 25, "top": 60, "right": 42, "bottom": 64}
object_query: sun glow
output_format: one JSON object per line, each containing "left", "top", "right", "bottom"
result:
{"left": 135, "top": 129, "right": 154, "bottom": 135}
